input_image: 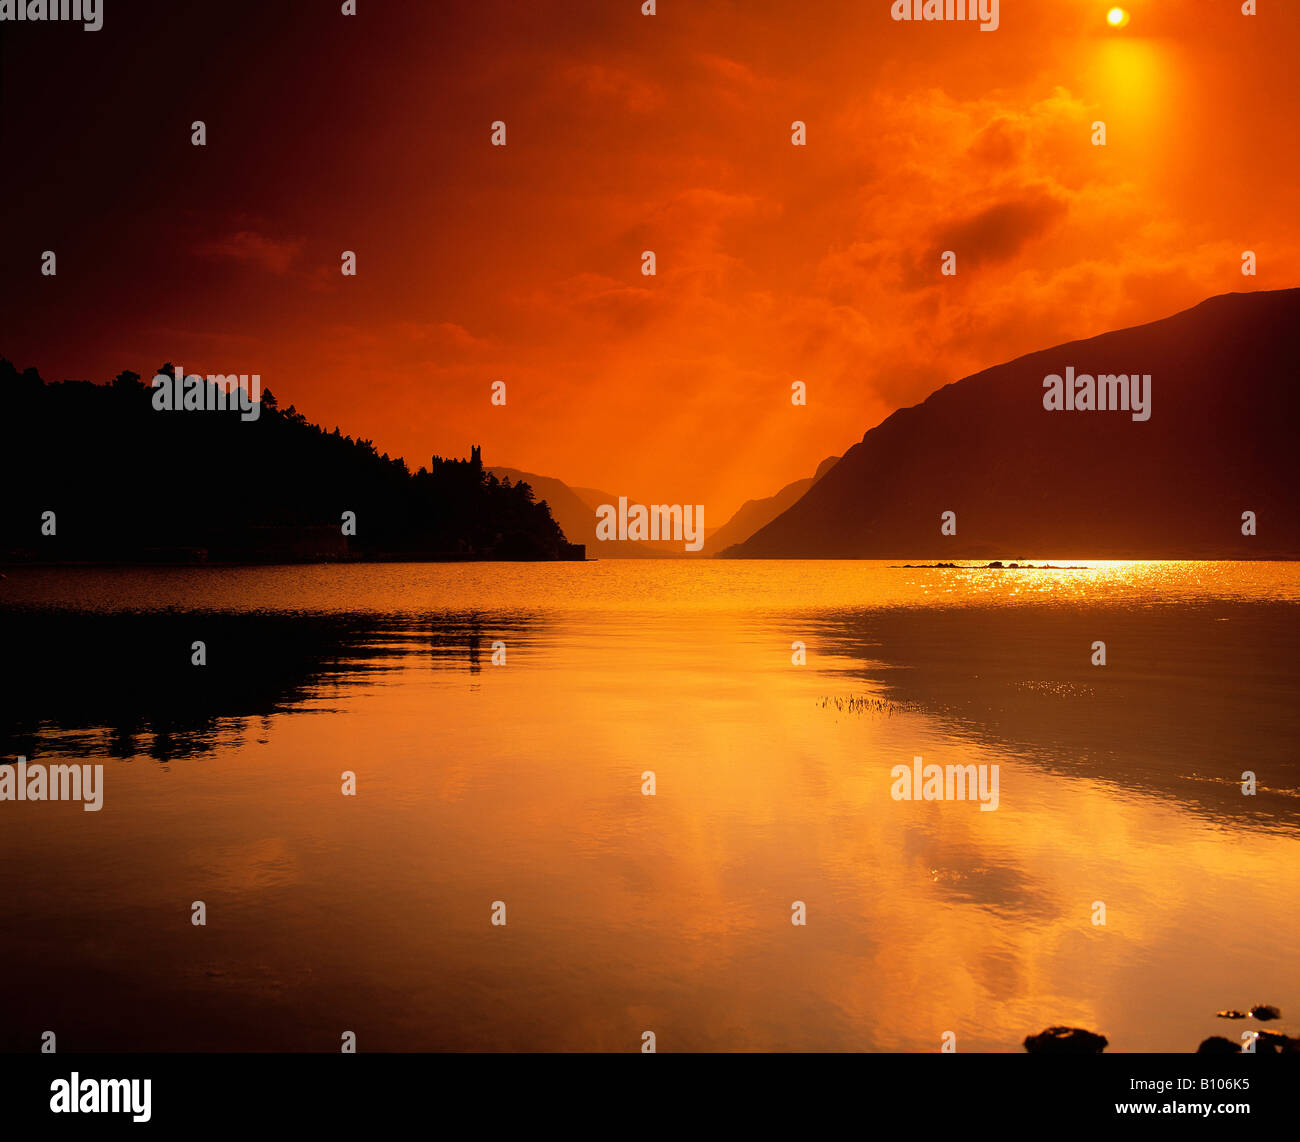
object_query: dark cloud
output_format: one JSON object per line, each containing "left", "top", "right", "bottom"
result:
{"left": 936, "top": 190, "right": 1069, "bottom": 268}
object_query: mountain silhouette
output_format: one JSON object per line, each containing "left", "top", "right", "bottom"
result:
{"left": 724, "top": 289, "right": 1299, "bottom": 559}
{"left": 489, "top": 467, "right": 723, "bottom": 556}
{"left": 488, "top": 467, "right": 657, "bottom": 556}
{"left": 492, "top": 462, "right": 851, "bottom": 558}
{"left": 703, "top": 455, "right": 839, "bottom": 554}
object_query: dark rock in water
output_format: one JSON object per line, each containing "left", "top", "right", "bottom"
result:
{"left": 987, "top": 561, "right": 1004, "bottom": 568}
{"left": 1216, "top": 1010, "right": 1248, "bottom": 1019}
{"left": 1023, "top": 1026, "right": 1108, "bottom": 1054}
{"left": 1007, "top": 562, "right": 1020, "bottom": 568}
{"left": 1250, "top": 1004, "right": 1281, "bottom": 1021}
{"left": 1197, "top": 1036, "right": 1242, "bottom": 1054}
{"left": 1252, "top": 1030, "right": 1300, "bottom": 1053}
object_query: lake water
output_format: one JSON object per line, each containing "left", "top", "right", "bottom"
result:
{"left": 2, "top": 560, "right": 1298, "bottom": 1052}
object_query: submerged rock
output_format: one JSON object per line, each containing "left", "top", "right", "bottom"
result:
{"left": 1197, "top": 1036, "right": 1242, "bottom": 1054}
{"left": 1250, "top": 1004, "right": 1281, "bottom": 1021}
{"left": 1023, "top": 1026, "right": 1108, "bottom": 1054}
{"left": 1216, "top": 1010, "right": 1248, "bottom": 1019}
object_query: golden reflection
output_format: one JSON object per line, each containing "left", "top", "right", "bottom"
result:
{"left": 2, "top": 561, "right": 1297, "bottom": 1050}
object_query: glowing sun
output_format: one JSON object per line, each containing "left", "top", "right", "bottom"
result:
{"left": 1107, "top": 7, "right": 1130, "bottom": 27}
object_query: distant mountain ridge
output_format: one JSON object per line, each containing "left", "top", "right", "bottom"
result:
{"left": 724, "top": 289, "right": 1300, "bottom": 559}
{"left": 702, "top": 456, "right": 839, "bottom": 554}
{"left": 488, "top": 468, "right": 662, "bottom": 555}
{"left": 493, "top": 459, "right": 843, "bottom": 557}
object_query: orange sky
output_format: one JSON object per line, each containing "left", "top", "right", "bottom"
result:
{"left": 3, "top": 0, "right": 1297, "bottom": 518}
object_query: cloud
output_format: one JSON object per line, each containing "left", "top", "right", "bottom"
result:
{"left": 966, "top": 115, "right": 1029, "bottom": 165}
{"left": 935, "top": 189, "right": 1069, "bottom": 268}
{"left": 193, "top": 230, "right": 302, "bottom": 274}
{"left": 560, "top": 62, "right": 664, "bottom": 114}
{"left": 393, "top": 321, "right": 492, "bottom": 354}
{"left": 694, "top": 53, "right": 761, "bottom": 91}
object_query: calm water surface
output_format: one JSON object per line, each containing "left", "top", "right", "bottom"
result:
{"left": 2, "top": 561, "right": 1297, "bottom": 1051}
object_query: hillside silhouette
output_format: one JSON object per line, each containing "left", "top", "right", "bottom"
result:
{"left": 489, "top": 466, "right": 659, "bottom": 556}
{"left": 725, "top": 289, "right": 1300, "bottom": 559}
{"left": 0, "top": 363, "right": 576, "bottom": 562}
{"left": 703, "top": 454, "right": 839, "bottom": 555}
